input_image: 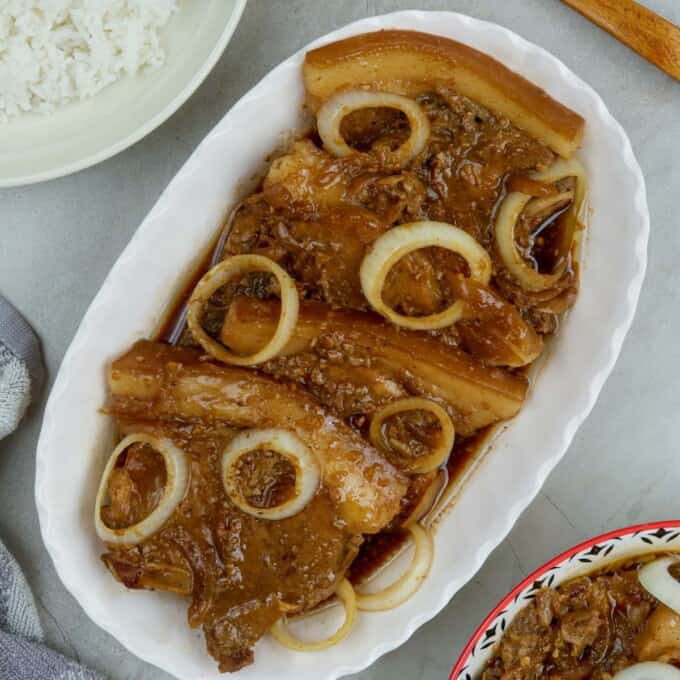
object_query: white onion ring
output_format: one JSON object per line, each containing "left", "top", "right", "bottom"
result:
{"left": 401, "top": 469, "right": 447, "bottom": 526}
{"left": 613, "top": 662, "right": 680, "bottom": 680}
{"left": 222, "top": 429, "right": 320, "bottom": 520}
{"left": 355, "top": 523, "right": 434, "bottom": 611}
{"left": 639, "top": 557, "right": 680, "bottom": 617}
{"left": 270, "top": 578, "right": 356, "bottom": 651}
{"left": 523, "top": 190, "right": 575, "bottom": 219}
{"left": 495, "top": 158, "right": 587, "bottom": 291}
{"left": 360, "top": 221, "right": 492, "bottom": 330}
{"left": 369, "top": 398, "right": 455, "bottom": 474}
{"left": 317, "top": 90, "right": 430, "bottom": 166}
{"left": 94, "top": 433, "right": 188, "bottom": 546}
{"left": 187, "top": 254, "right": 299, "bottom": 366}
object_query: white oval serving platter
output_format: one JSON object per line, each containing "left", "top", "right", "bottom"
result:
{"left": 35, "top": 10, "right": 649, "bottom": 680}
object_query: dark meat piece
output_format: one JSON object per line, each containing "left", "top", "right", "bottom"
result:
{"left": 340, "top": 106, "right": 411, "bottom": 155}
{"left": 234, "top": 449, "right": 297, "bottom": 509}
{"left": 103, "top": 341, "right": 407, "bottom": 671}
{"left": 481, "top": 563, "right": 672, "bottom": 680}
{"left": 100, "top": 443, "right": 166, "bottom": 529}
{"left": 103, "top": 419, "right": 360, "bottom": 672}
{"left": 109, "top": 341, "right": 407, "bottom": 534}
{"left": 226, "top": 193, "right": 390, "bottom": 309}
{"left": 559, "top": 609, "right": 605, "bottom": 657}
{"left": 416, "top": 89, "right": 555, "bottom": 246}
{"left": 220, "top": 297, "right": 528, "bottom": 436}
{"left": 443, "top": 275, "right": 543, "bottom": 367}
{"left": 225, "top": 93, "right": 573, "bottom": 338}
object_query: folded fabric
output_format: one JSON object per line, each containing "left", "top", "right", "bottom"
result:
{"left": 0, "top": 295, "right": 43, "bottom": 440}
{"left": 0, "top": 541, "right": 104, "bottom": 680}
{"left": 0, "top": 294, "right": 104, "bottom": 680}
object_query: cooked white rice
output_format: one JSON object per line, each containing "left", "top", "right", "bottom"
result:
{"left": 0, "top": 0, "right": 178, "bottom": 122}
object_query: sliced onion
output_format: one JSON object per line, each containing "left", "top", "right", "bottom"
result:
{"left": 494, "top": 157, "right": 586, "bottom": 291}
{"left": 401, "top": 469, "right": 448, "bottom": 526}
{"left": 187, "top": 254, "right": 299, "bottom": 366}
{"left": 523, "top": 190, "right": 575, "bottom": 219}
{"left": 613, "top": 662, "right": 680, "bottom": 679}
{"left": 355, "top": 523, "right": 434, "bottom": 611}
{"left": 95, "top": 433, "right": 188, "bottom": 546}
{"left": 222, "top": 429, "right": 320, "bottom": 520}
{"left": 317, "top": 90, "right": 430, "bottom": 166}
{"left": 270, "top": 578, "right": 356, "bottom": 651}
{"left": 369, "top": 397, "right": 455, "bottom": 474}
{"left": 639, "top": 557, "right": 680, "bottom": 617}
{"left": 360, "top": 221, "right": 492, "bottom": 330}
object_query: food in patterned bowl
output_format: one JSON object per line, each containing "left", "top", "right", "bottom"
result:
{"left": 451, "top": 522, "right": 680, "bottom": 680}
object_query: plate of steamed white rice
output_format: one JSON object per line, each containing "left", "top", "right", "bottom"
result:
{"left": 0, "top": 0, "right": 247, "bottom": 187}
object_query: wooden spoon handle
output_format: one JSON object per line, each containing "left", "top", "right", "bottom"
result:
{"left": 560, "top": 0, "right": 680, "bottom": 81}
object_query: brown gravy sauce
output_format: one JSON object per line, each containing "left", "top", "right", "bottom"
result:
{"left": 150, "top": 108, "right": 579, "bottom": 585}
{"left": 349, "top": 427, "right": 494, "bottom": 584}
{"left": 152, "top": 233, "right": 496, "bottom": 583}
{"left": 481, "top": 550, "right": 680, "bottom": 678}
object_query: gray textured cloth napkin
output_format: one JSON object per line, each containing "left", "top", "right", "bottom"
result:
{"left": 0, "top": 295, "right": 43, "bottom": 439}
{"left": 0, "top": 294, "right": 104, "bottom": 680}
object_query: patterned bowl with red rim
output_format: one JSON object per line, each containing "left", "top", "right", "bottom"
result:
{"left": 450, "top": 521, "right": 680, "bottom": 680}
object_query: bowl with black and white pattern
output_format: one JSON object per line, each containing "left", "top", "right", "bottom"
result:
{"left": 451, "top": 521, "right": 680, "bottom": 680}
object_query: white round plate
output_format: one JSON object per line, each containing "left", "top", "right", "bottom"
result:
{"left": 35, "top": 10, "right": 649, "bottom": 680}
{"left": 0, "top": 0, "right": 248, "bottom": 188}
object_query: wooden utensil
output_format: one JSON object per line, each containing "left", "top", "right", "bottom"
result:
{"left": 560, "top": 0, "right": 680, "bottom": 81}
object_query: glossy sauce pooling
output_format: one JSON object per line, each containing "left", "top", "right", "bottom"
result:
{"left": 349, "top": 427, "right": 494, "bottom": 584}
{"left": 104, "top": 84, "right": 581, "bottom": 672}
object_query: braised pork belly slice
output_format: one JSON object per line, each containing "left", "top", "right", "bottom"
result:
{"left": 220, "top": 297, "right": 527, "bottom": 436}
{"left": 303, "top": 30, "right": 584, "bottom": 158}
{"left": 108, "top": 341, "right": 406, "bottom": 533}
{"left": 224, "top": 193, "right": 390, "bottom": 310}
{"left": 225, "top": 195, "right": 542, "bottom": 367}
{"left": 103, "top": 341, "right": 407, "bottom": 671}
{"left": 247, "top": 90, "right": 556, "bottom": 242}
{"left": 101, "top": 419, "right": 360, "bottom": 672}
{"left": 225, "top": 114, "right": 565, "bottom": 350}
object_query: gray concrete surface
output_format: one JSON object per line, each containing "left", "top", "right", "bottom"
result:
{"left": 1, "top": 1, "right": 679, "bottom": 678}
